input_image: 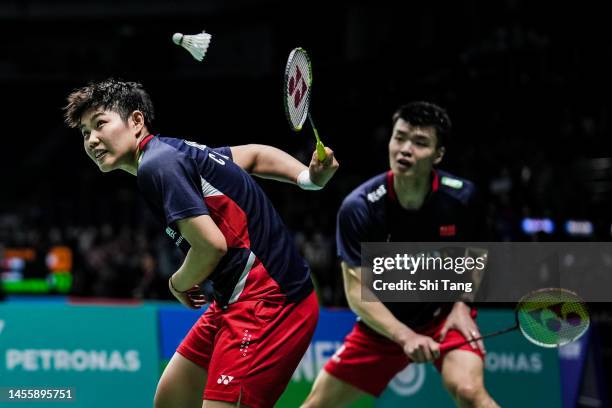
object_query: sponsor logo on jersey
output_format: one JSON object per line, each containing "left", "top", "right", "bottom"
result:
{"left": 367, "top": 184, "right": 387, "bottom": 203}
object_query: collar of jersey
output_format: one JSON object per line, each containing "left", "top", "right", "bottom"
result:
{"left": 386, "top": 169, "right": 439, "bottom": 203}
{"left": 137, "top": 134, "right": 156, "bottom": 166}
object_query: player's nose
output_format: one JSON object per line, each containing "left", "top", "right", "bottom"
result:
{"left": 400, "top": 141, "right": 413, "bottom": 155}
{"left": 87, "top": 131, "right": 101, "bottom": 148}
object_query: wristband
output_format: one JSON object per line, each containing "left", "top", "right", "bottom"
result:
{"left": 297, "top": 169, "right": 323, "bottom": 191}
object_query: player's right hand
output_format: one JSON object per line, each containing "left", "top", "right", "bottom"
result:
{"left": 309, "top": 147, "right": 339, "bottom": 188}
{"left": 397, "top": 331, "right": 440, "bottom": 363}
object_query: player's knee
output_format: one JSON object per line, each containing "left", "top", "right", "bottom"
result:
{"left": 153, "top": 386, "right": 170, "bottom": 408}
{"left": 153, "top": 377, "right": 181, "bottom": 408}
{"left": 301, "top": 395, "right": 318, "bottom": 408}
{"left": 449, "top": 381, "right": 486, "bottom": 407}
{"left": 302, "top": 387, "right": 326, "bottom": 408}
{"left": 301, "top": 386, "right": 341, "bottom": 408}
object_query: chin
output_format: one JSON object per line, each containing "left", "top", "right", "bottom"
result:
{"left": 393, "top": 167, "right": 415, "bottom": 177}
{"left": 97, "top": 162, "right": 115, "bottom": 173}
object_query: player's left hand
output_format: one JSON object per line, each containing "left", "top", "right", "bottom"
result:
{"left": 439, "top": 302, "right": 486, "bottom": 354}
{"left": 309, "top": 147, "right": 339, "bottom": 188}
{"left": 168, "top": 275, "right": 208, "bottom": 310}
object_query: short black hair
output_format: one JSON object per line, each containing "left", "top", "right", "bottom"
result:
{"left": 64, "top": 78, "right": 155, "bottom": 130}
{"left": 392, "top": 101, "right": 452, "bottom": 147}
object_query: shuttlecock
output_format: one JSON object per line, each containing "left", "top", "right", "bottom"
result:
{"left": 172, "top": 31, "right": 212, "bottom": 61}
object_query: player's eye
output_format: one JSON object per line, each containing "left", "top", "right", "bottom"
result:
{"left": 96, "top": 121, "right": 105, "bottom": 128}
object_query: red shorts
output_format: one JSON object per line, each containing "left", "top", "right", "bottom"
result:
{"left": 323, "top": 308, "right": 484, "bottom": 396}
{"left": 177, "top": 291, "right": 319, "bottom": 408}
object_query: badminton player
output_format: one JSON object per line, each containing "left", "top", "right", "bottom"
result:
{"left": 64, "top": 79, "right": 339, "bottom": 408}
{"left": 303, "top": 102, "right": 498, "bottom": 407}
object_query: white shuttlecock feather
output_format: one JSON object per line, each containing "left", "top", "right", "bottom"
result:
{"left": 172, "top": 31, "right": 212, "bottom": 61}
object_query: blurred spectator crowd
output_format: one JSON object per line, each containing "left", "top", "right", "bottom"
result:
{"left": 2, "top": 1, "right": 612, "bottom": 305}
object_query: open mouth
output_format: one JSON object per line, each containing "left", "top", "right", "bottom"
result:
{"left": 397, "top": 158, "right": 413, "bottom": 168}
{"left": 94, "top": 150, "right": 108, "bottom": 161}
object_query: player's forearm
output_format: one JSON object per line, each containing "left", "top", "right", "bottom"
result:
{"left": 172, "top": 244, "right": 225, "bottom": 291}
{"left": 234, "top": 144, "right": 305, "bottom": 183}
{"left": 347, "top": 284, "right": 416, "bottom": 343}
{"left": 171, "top": 215, "right": 228, "bottom": 291}
{"left": 343, "top": 263, "right": 415, "bottom": 343}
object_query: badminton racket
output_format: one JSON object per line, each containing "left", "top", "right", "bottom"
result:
{"left": 283, "top": 47, "right": 327, "bottom": 161}
{"left": 440, "top": 288, "right": 589, "bottom": 351}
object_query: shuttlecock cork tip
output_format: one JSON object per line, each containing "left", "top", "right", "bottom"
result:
{"left": 172, "top": 33, "right": 183, "bottom": 45}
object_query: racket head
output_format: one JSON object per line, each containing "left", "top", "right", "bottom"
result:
{"left": 284, "top": 47, "right": 313, "bottom": 131}
{"left": 516, "top": 288, "right": 589, "bottom": 348}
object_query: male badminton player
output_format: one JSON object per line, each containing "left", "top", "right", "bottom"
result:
{"left": 303, "top": 102, "right": 498, "bottom": 407}
{"left": 64, "top": 79, "right": 339, "bottom": 408}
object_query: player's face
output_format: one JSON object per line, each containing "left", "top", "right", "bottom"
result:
{"left": 80, "top": 108, "right": 139, "bottom": 173}
{"left": 388, "top": 118, "right": 444, "bottom": 178}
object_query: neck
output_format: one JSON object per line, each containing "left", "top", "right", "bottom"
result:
{"left": 393, "top": 172, "right": 431, "bottom": 210}
{"left": 121, "top": 132, "right": 149, "bottom": 176}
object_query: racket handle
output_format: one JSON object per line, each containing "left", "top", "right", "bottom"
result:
{"left": 439, "top": 325, "right": 519, "bottom": 352}
{"left": 316, "top": 140, "right": 327, "bottom": 161}
{"left": 440, "top": 338, "right": 471, "bottom": 353}
{"left": 308, "top": 114, "right": 327, "bottom": 162}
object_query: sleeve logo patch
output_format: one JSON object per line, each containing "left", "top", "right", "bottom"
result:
{"left": 441, "top": 176, "right": 463, "bottom": 189}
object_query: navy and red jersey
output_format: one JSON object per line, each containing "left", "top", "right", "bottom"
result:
{"left": 336, "top": 169, "right": 485, "bottom": 329}
{"left": 137, "top": 135, "right": 312, "bottom": 306}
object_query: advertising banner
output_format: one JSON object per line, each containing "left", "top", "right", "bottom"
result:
{"left": 0, "top": 303, "right": 159, "bottom": 407}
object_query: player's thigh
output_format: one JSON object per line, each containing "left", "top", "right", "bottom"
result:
{"left": 440, "top": 349, "right": 485, "bottom": 393}
{"left": 155, "top": 352, "right": 208, "bottom": 408}
{"left": 303, "top": 370, "right": 366, "bottom": 408}
{"left": 202, "top": 400, "right": 240, "bottom": 408}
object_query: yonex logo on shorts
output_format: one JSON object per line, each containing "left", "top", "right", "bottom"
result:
{"left": 217, "top": 375, "right": 234, "bottom": 385}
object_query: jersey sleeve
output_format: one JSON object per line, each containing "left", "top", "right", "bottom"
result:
{"left": 138, "top": 151, "right": 209, "bottom": 225}
{"left": 336, "top": 196, "right": 372, "bottom": 267}
{"left": 211, "top": 146, "right": 233, "bottom": 161}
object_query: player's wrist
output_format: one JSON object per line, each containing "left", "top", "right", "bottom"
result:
{"left": 169, "top": 274, "right": 189, "bottom": 293}
{"left": 297, "top": 169, "right": 323, "bottom": 190}
{"left": 391, "top": 325, "right": 414, "bottom": 345}
{"left": 453, "top": 301, "right": 471, "bottom": 312}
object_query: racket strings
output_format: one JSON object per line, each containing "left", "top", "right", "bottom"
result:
{"left": 517, "top": 289, "right": 589, "bottom": 347}
{"left": 285, "top": 49, "right": 312, "bottom": 130}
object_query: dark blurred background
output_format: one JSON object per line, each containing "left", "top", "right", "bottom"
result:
{"left": 1, "top": 0, "right": 612, "bottom": 342}
{"left": 2, "top": 0, "right": 612, "bottom": 402}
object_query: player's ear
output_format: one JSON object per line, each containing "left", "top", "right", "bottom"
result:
{"left": 130, "top": 110, "right": 145, "bottom": 132}
{"left": 433, "top": 146, "right": 445, "bottom": 165}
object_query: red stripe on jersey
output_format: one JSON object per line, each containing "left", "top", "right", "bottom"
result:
{"left": 204, "top": 195, "right": 251, "bottom": 249}
{"left": 431, "top": 169, "right": 440, "bottom": 192}
{"left": 386, "top": 171, "right": 397, "bottom": 202}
